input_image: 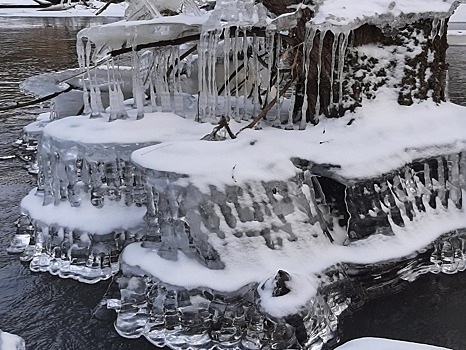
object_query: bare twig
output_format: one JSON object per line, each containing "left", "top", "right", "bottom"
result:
{"left": 235, "top": 76, "right": 295, "bottom": 136}
{"left": 95, "top": 0, "right": 115, "bottom": 15}
{"left": 202, "top": 115, "right": 237, "bottom": 140}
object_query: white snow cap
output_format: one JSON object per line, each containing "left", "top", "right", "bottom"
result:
{"left": 313, "top": 0, "right": 465, "bottom": 27}
{"left": 335, "top": 337, "right": 451, "bottom": 350}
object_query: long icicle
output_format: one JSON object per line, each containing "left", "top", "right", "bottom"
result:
{"left": 314, "top": 30, "right": 326, "bottom": 120}
{"left": 300, "top": 25, "right": 316, "bottom": 129}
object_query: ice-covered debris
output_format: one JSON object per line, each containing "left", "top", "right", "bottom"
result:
{"left": 258, "top": 271, "right": 318, "bottom": 318}
{"left": 312, "top": 0, "right": 465, "bottom": 27}
{"left": 203, "top": 0, "right": 268, "bottom": 29}
{"left": 78, "top": 14, "right": 209, "bottom": 61}
{"left": 0, "top": 330, "right": 26, "bottom": 350}
{"left": 335, "top": 337, "right": 451, "bottom": 350}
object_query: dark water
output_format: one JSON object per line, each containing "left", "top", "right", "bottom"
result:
{"left": 0, "top": 17, "right": 465, "bottom": 349}
{"left": 0, "top": 17, "right": 153, "bottom": 350}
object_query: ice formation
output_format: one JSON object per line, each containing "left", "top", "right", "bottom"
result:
{"left": 0, "top": 330, "right": 26, "bottom": 350}
{"left": 8, "top": 0, "right": 466, "bottom": 348}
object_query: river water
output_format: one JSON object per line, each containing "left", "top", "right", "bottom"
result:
{"left": 0, "top": 17, "right": 464, "bottom": 350}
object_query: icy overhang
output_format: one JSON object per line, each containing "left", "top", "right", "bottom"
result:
{"left": 78, "top": 13, "right": 209, "bottom": 60}
{"left": 131, "top": 101, "right": 466, "bottom": 189}
{"left": 311, "top": 0, "right": 466, "bottom": 29}
{"left": 42, "top": 112, "right": 213, "bottom": 144}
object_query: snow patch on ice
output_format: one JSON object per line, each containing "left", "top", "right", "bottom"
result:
{"left": 0, "top": 330, "right": 26, "bottom": 350}
{"left": 122, "top": 191, "right": 466, "bottom": 316}
{"left": 43, "top": 111, "right": 213, "bottom": 144}
{"left": 132, "top": 101, "right": 466, "bottom": 189}
{"left": 21, "top": 188, "right": 145, "bottom": 234}
{"left": 335, "top": 337, "right": 451, "bottom": 350}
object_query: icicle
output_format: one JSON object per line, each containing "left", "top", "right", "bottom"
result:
{"left": 328, "top": 32, "right": 338, "bottom": 115}
{"left": 337, "top": 31, "right": 349, "bottom": 109}
{"left": 131, "top": 49, "right": 145, "bottom": 120}
{"left": 222, "top": 27, "right": 231, "bottom": 118}
{"left": 285, "top": 83, "right": 295, "bottom": 130}
{"left": 252, "top": 35, "right": 261, "bottom": 123}
{"left": 107, "top": 59, "right": 117, "bottom": 121}
{"left": 77, "top": 37, "right": 91, "bottom": 115}
{"left": 265, "top": 29, "right": 274, "bottom": 108}
{"left": 241, "top": 28, "right": 249, "bottom": 120}
{"left": 172, "top": 47, "right": 184, "bottom": 117}
{"left": 92, "top": 66, "right": 105, "bottom": 114}
{"left": 274, "top": 34, "right": 282, "bottom": 127}
{"left": 209, "top": 30, "right": 220, "bottom": 121}
{"left": 431, "top": 17, "right": 440, "bottom": 39}
{"left": 149, "top": 75, "right": 157, "bottom": 112}
{"left": 160, "top": 49, "right": 172, "bottom": 113}
{"left": 197, "top": 32, "right": 208, "bottom": 122}
{"left": 233, "top": 27, "right": 241, "bottom": 122}
{"left": 85, "top": 40, "right": 102, "bottom": 119}
{"left": 314, "top": 30, "right": 326, "bottom": 120}
{"left": 439, "top": 18, "right": 446, "bottom": 38}
{"left": 300, "top": 26, "right": 315, "bottom": 129}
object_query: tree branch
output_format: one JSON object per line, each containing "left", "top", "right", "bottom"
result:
{"left": 235, "top": 76, "right": 295, "bottom": 136}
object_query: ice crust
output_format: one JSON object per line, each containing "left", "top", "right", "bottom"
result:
{"left": 0, "top": 330, "right": 26, "bottom": 350}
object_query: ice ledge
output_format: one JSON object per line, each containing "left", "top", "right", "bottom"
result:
{"left": 21, "top": 188, "right": 145, "bottom": 234}
{"left": 42, "top": 111, "right": 212, "bottom": 145}
{"left": 131, "top": 101, "right": 466, "bottom": 190}
{"left": 121, "top": 196, "right": 466, "bottom": 299}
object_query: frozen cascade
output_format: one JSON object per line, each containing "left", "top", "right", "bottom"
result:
{"left": 110, "top": 144, "right": 465, "bottom": 349}
{"left": 8, "top": 0, "right": 466, "bottom": 348}
{"left": 9, "top": 131, "right": 156, "bottom": 282}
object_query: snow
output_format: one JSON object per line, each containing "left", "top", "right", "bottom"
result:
{"left": 78, "top": 13, "right": 209, "bottom": 60}
{"left": 132, "top": 100, "right": 466, "bottom": 189}
{"left": 43, "top": 111, "right": 213, "bottom": 144}
{"left": 21, "top": 188, "right": 145, "bottom": 234}
{"left": 312, "top": 0, "right": 464, "bottom": 28}
{"left": 0, "top": 0, "right": 126, "bottom": 18}
{"left": 0, "top": 330, "right": 25, "bottom": 350}
{"left": 451, "top": 4, "right": 466, "bottom": 21}
{"left": 335, "top": 338, "right": 451, "bottom": 350}
{"left": 122, "top": 187, "right": 466, "bottom": 316}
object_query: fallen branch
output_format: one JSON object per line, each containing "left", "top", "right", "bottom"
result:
{"left": 201, "top": 115, "right": 236, "bottom": 140}
{"left": 235, "top": 76, "right": 295, "bottom": 136}
{"left": 95, "top": 0, "right": 115, "bottom": 16}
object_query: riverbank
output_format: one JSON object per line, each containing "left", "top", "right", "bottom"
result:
{"left": 0, "top": 0, "right": 126, "bottom": 17}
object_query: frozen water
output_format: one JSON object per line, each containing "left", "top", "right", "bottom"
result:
{"left": 7, "top": 0, "right": 466, "bottom": 348}
{"left": 0, "top": 330, "right": 26, "bottom": 350}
